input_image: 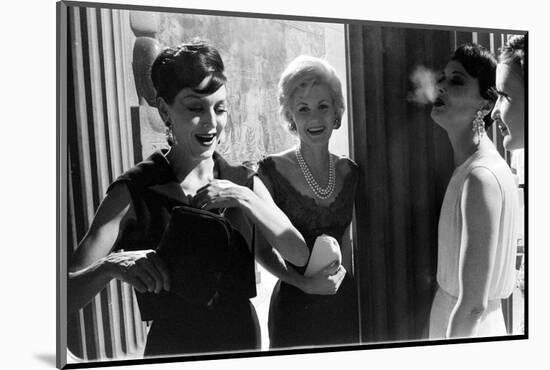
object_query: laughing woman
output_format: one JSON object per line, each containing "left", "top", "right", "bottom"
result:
{"left": 67, "top": 41, "right": 309, "bottom": 356}
{"left": 491, "top": 35, "right": 526, "bottom": 151}
{"left": 256, "top": 56, "right": 359, "bottom": 348}
{"left": 429, "top": 43, "right": 519, "bottom": 339}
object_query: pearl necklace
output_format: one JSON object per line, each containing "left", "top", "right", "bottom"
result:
{"left": 295, "top": 147, "right": 336, "bottom": 200}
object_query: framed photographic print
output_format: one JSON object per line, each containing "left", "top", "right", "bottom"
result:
{"left": 56, "top": 0, "right": 528, "bottom": 368}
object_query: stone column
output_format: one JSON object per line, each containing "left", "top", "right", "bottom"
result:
{"left": 129, "top": 11, "right": 166, "bottom": 160}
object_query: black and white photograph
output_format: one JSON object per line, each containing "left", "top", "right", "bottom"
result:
{"left": 56, "top": 0, "right": 529, "bottom": 366}
{"left": 5, "top": 0, "right": 548, "bottom": 369}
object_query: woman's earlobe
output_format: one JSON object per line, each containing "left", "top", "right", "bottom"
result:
{"left": 157, "top": 97, "right": 170, "bottom": 123}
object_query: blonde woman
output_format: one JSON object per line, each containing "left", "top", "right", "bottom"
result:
{"left": 256, "top": 56, "right": 359, "bottom": 348}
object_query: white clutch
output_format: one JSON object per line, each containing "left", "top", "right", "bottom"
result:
{"left": 303, "top": 234, "right": 342, "bottom": 277}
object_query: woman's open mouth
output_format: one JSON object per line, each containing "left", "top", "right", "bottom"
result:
{"left": 195, "top": 133, "right": 217, "bottom": 146}
{"left": 433, "top": 97, "right": 445, "bottom": 107}
{"left": 306, "top": 126, "right": 326, "bottom": 135}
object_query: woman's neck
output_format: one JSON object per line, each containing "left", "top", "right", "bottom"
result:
{"left": 297, "top": 142, "right": 331, "bottom": 173}
{"left": 165, "top": 146, "right": 215, "bottom": 184}
{"left": 446, "top": 125, "right": 492, "bottom": 168}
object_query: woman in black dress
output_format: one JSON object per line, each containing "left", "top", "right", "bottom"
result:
{"left": 67, "top": 40, "right": 309, "bottom": 357}
{"left": 256, "top": 55, "right": 359, "bottom": 348}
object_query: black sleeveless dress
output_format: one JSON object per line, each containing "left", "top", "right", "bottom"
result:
{"left": 257, "top": 156, "right": 360, "bottom": 348}
{"left": 109, "top": 150, "right": 260, "bottom": 356}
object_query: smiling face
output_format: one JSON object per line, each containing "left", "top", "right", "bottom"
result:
{"left": 491, "top": 62, "right": 525, "bottom": 150}
{"left": 290, "top": 82, "right": 336, "bottom": 147}
{"left": 159, "top": 77, "right": 228, "bottom": 160}
{"left": 431, "top": 60, "right": 488, "bottom": 131}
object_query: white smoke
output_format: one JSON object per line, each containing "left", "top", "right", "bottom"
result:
{"left": 408, "top": 65, "right": 437, "bottom": 105}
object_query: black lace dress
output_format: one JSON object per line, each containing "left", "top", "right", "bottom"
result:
{"left": 257, "top": 156, "right": 360, "bottom": 348}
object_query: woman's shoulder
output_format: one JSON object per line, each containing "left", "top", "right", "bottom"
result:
{"left": 113, "top": 150, "right": 174, "bottom": 191}
{"left": 334, "top": 155, "right": 360, "bottom": 179}
{"left": 257, "top": 149, "right": 296, "bottom": 175}
{"left": 468, "top": 151, "right": 515, "bottom": 188}
{"left": 214, "top": 152, "right": 256, "bottom": 188}
{"left": 259, "top": 149, "right": 294, "bottom": 164}
{"left": 256, "top": 149, "right": 301, "bottom": 195}
{"left": 459, "top": 164, "right": 510, "bottom": 211}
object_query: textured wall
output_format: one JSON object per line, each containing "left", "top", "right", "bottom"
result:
{"left": 135, "top": 11, "right": 347, "bottom": 165}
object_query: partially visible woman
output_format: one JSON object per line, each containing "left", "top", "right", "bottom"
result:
{"left": 429, "top": 43, "right": 519, "bottom": 339}
{"left": 492, "top": 34, "right": 526, "bottom": 331}
{"left": 256, "top": 55, "right": 359, "bottom": 348}
{"left": 491, "top": 35, "right": 526, "bottom": 151}
{"left": 67, "top": 40, "right": 309, "bottom": 357}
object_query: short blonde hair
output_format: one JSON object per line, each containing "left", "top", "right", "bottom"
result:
{"left": 278, "top": 55, "right": 345, "bottom": 132}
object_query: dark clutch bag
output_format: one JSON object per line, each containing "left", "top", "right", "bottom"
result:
{"left": 135, "top": 205, "right": 256, "bottom": 320}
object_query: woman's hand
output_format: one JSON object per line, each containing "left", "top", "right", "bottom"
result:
{"left": 104, "top": 250, "right": 171, "bottom": 294}
{"left": 191, "top": 179, "right": 250, "bottom": 211}
{"left": 300, "top": 263, "right": 346, "bottom": 295}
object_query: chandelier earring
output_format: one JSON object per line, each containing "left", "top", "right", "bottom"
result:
{"left": 472, "top": 110, "right": 486, "bottom": 146}
{"left": 165, "top": 122, "right": 177, "bottom": 146}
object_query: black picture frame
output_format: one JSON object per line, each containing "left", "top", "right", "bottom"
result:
{"left": 56, "top": 0, "right": 530, "bottom": 369}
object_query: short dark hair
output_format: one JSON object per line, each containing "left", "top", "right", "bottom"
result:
{"left": 451, "top": 43, "right": 498, "bottom": 102}
{"left": 150, "top": 40, "right": 227, "bottom": 104}
{"left": 499, "top": 35, "right": 525, "bottom": 76}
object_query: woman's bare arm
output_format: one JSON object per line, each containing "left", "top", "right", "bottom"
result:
{"left": 195, "top": 176, "right": 310, "bottom": 266}
{"left": 255, "top": 230, "right": 346, "bottom": 295}
{"left": 68, "top": 183, "right": 170, "bottom": 313}
{"left": 446, "top": 167, "right": 502, "bottom": 338}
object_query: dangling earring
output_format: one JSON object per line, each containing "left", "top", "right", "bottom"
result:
{"left": 472, "top": 110, "right": 485, "bottom": 146}
{"left": 165, "top": 123, "right": 177, "bottom": 146}
{"left": 288, "top": 118, "right": 296, "bottom": 132}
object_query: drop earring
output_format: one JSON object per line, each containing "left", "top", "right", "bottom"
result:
{"left": 165, "top": 122, "right": 177, "bottom": 146}
{"left": 288, "top": 118, "right": 296, "bottom": 132}
{"left": 472, "top": 110, "right": 485, "bottom": 146}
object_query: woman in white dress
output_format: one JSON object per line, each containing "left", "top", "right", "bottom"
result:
{"left": 429, "top": 43, "right": 519, "bottom": 339}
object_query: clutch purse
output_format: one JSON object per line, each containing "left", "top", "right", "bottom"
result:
{"left": 303, "top": 234, "right": 342, "bottom": 277}
{"left": 156, "top": 206, "right": 232, "bottom": 303}
{"left": 135, "top": 205, "right": 255, "bottom": 320}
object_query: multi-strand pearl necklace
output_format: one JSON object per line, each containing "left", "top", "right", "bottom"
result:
{"left": 295, "top": 147, "right": 336, "bottom": 200}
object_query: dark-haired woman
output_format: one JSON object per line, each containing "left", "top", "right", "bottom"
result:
{"left": 67, "top": 41, "right": 309, "bottom": 356}
{"left": 428, "top": 43, "right": 519, "bottom": 339}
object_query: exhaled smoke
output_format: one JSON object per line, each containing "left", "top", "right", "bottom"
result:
{"left": 407, "top": 65, "right": 437, "bottom": 106}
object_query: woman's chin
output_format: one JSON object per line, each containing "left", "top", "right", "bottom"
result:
{"left": 503, "top": 135, "right": 521, "bottom": 151}
{"left": 200, "top": 147, "right": 216, "bottom": 157}
{"left": 188, "top": 144, "right": 217, "bottom": 159}
{"left": 430, "top": 111, "right": 446, "bottom": 128}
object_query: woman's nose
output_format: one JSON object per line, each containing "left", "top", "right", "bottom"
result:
{"left": 202, "top": 109, "right": 217, "bottom": 128}
{"left": 310, "top": 110, "right": 323, "bottom": 122}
